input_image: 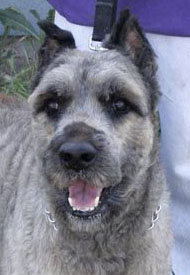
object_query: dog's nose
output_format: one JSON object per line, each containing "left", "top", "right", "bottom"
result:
{"left": 59, "top": 142, "right": 97, "bottom": 170}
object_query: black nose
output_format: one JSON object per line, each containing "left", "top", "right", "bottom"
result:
{"left": 59, "top": 141, "right": 97, "bottom": 170}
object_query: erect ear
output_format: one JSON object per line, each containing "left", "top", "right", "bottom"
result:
{"left": 105, "top": 9, "right": 157, "bottom": 79}
{"left": 37, "top": 21, "right": 76, "bottom": 70}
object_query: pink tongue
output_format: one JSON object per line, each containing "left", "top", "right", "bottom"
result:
{"left": 68, "top": 180, "right": 102, "bottom": 209}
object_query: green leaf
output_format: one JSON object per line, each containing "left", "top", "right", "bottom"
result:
{"left": 0, "top": 7, "right": 40, "bottom": 40}
{"left": 30, "top": 9, "right": 41, "bottom": 21}
{"left": 46, "top": 9, "right": 55, "bottom": 23}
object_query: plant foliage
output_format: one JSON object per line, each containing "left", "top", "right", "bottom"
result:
{"left": 0, "top": 6, "right": 54, "bottom": 98}
{"left": 0, "top": 7, "right": 40, "bottom": 40}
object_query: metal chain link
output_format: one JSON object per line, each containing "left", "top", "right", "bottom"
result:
{"left": 44, "top": 208, "right": 58, "bottom": 232}
{"left": 148, "top": 205, "right": 161, "bottom": 231}
{"left": 45, "top": 205, "right": 162, "bottom": 233}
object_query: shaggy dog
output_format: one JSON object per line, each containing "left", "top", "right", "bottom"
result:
{"left": 0, "top": 10, "right": 172, "bottom": 275}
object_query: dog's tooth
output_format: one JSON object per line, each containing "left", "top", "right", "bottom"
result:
{"left": 83, "top": 207, "right": 91, "bottom": 212}
{"left": 70, "top": 205, "right": 97, "bottom": 212}
{"left": 94, "top": 196, "right": 100, "bottom": 207}
{"left": 68, "top": 197, "right": 73, "bottom": 207}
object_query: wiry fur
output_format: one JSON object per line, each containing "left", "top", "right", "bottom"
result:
{"left": 0, "top": 10, "right": 172, "bottom": 275}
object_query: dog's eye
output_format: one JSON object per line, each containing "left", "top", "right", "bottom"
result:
{"left": 111, "top": 98, "right": 131, "bottom": 116}
{"left": 45, "top": 100, "right": 60, "bottom": 118}
{"left": 99, "top": 95, "right": 131, "bottom": 118}
{"left": 48, "top": 101, "right": 59, "bottom": 110}
{"left": 112, "top": 99, "right": 130, "bottom": 113}
{"left": 36, "top": 94, "right": 72, "bottom": 119}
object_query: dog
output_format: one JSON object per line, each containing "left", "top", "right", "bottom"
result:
{"left": 0, "top": 9, "right": 172, "bottom": 275}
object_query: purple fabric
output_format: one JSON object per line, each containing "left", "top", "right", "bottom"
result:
{"left": 47, "top": 0, "right": 190, "bottom": 37}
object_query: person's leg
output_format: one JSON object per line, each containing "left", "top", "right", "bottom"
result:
{"left": 148, "top": 34, "right": 190, "bottom": 275}
{"left": 55, "top": 11, "right": 190, "bottom": 274}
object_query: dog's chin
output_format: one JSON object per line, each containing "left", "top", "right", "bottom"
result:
{"left": 53, "top": 178, "right": 125, "bottom": 232}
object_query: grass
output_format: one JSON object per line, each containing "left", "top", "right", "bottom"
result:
{"left": 0, "top": 6, "right": 55, "bottom": 99}
{"left": 0, "top": 36, "right": 38, "bottom": 98}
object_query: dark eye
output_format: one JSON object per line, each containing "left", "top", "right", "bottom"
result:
{"left": 45, "top": 99, "right": 60, "bottom": 118}
{"left": 112, "top": 99, "right": 130, "bottom": 114}
{"left": 47, "top": 101, "right": 59, "bottom": 111}
{"left": 99, "top": 94, "right": 131, "bottom": 119}
{"left": 110, "top": 97, "right": 131, "bottom": 118}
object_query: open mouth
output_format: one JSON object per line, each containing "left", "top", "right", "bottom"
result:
{"left": 67, "top": 179, "right": 104, "bottom": 219}
{"left": 54, "top": 178, "right": 124, "bottom": 220}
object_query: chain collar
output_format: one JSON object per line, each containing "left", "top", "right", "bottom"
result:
{"left": 44, "top": 206, "right": 173, "bottom": 273}
{"left": 44, "top": 205, "right": 161, "bottom": 233}
{"left": 148, "top": 205, "right": 162, "bottom": 231}
{"left": 44, "top": 208, "right": 58, "bottom": 232}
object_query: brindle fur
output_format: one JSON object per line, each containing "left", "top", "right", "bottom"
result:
{"left": 0, "top": 10, "right": 172, "bottom": 275}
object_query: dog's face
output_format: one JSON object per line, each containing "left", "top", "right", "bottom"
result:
{"left": 29, "top": 10, "right": 160, "bottom": 232}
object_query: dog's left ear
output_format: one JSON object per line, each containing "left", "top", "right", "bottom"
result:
{"left": 105, "top": 9, "right": 157, "bottom": 79}
{"left": 37, "top": 21, "right": 76, "bottom": 69}
{"left": 30, "top": 21, "right": 76, "bottom": 92}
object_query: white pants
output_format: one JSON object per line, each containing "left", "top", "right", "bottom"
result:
{"left": 55, "top": 12, "right": 190, "bottom": 275}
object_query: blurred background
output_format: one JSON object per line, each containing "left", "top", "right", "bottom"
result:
{"left": 0, "top": 0, "right": 53, "bottom": 97}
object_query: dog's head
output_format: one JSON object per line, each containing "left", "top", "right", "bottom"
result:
{"left": 29, "top": 10, "right": 160, "bottom": 232}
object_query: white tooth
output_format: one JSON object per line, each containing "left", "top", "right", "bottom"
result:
{"left": 71, "top": 206, "right": 96, "bottom": 212}
{"left": 94, "top": 196, "right": 100, "bottom": 207}
{"left": 68, "top": 197, "right": 74, "bottom": 207}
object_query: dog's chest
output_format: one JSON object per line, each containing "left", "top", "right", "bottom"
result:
{"left": 32, "top": 229, "right": 128, "bottom": 275}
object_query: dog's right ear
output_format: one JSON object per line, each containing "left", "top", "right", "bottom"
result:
{"left": 37, "top": 21, "right": 76, "bottom": 70}
{"left": 104, "top": 9, "right": 157, "bottom": 79}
